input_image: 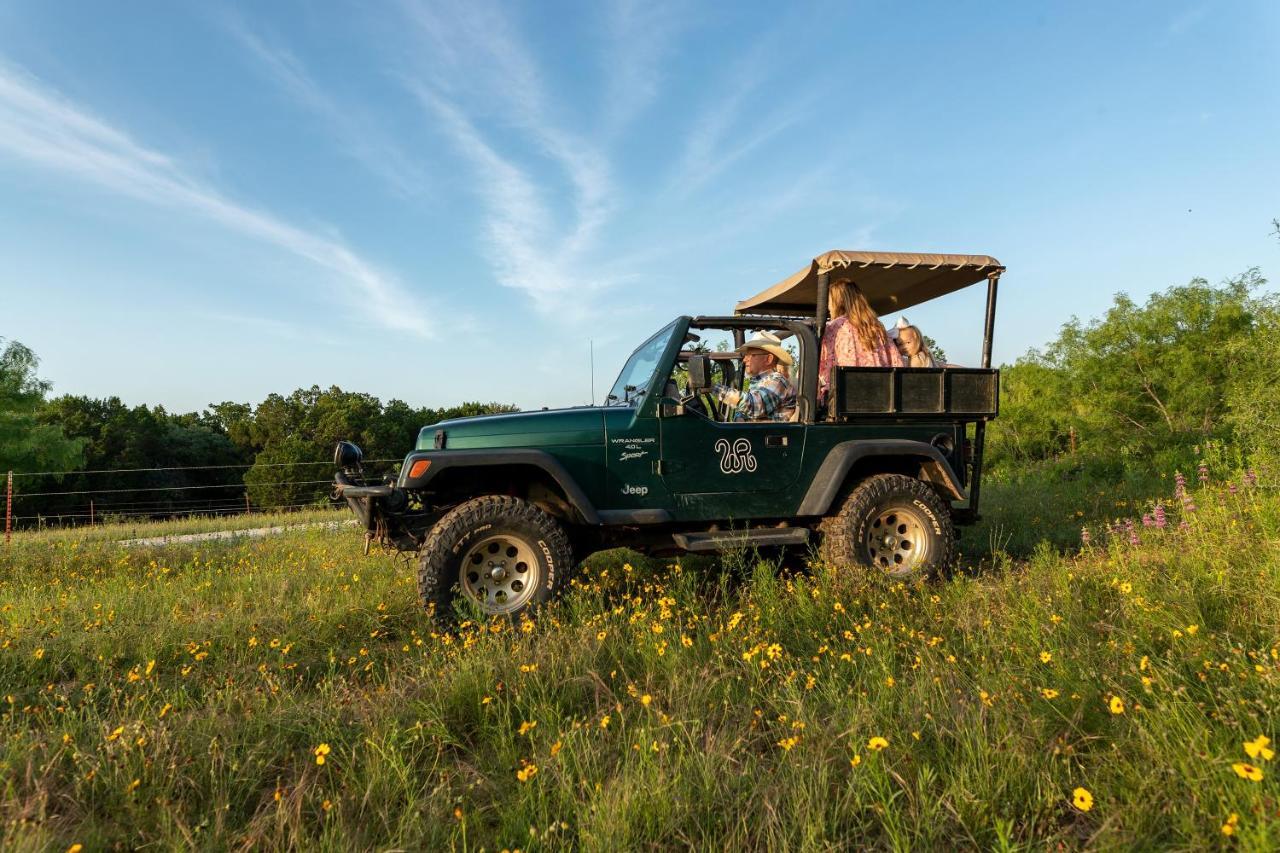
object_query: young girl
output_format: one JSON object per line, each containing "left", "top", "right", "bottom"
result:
{"left": 894, "top": 321, "right": 939, "bottom": 368}
{"left": 818, "top": 279, "right": 903, "bottom": 402}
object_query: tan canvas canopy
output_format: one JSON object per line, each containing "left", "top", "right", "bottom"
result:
{"left": 736, "top": 250, "right": 1004, "bottom": 317}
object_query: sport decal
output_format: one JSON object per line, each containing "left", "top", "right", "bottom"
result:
{"left": 715, "top": 437, "right": 757, "bottom": 474}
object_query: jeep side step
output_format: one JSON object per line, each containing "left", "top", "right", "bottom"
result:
{"left": 671, "top": 528, "right": 810, "bottom": 553}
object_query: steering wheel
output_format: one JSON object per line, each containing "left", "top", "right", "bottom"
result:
{"left": 682, "top": 389, "right": 724, "bottom": 422}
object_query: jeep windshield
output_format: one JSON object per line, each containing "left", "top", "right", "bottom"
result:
{"left": 605, "top": 320, "right": 679, "bottom": 406}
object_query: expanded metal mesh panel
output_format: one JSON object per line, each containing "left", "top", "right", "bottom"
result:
{"left": 947, "top": 370, "right": 998, "bottom": 415}
{"left": 833, "top": 368, "right": 998, "bottom": 418}
{"left": 836, "top": 368, "right": 894, "bottom": 413}
{"left": 898, "top": 369, "right": 945, "bottom": 413}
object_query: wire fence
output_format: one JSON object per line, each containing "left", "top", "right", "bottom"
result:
{"left": 4, "top": 458, "right": 402, "bottom": 535}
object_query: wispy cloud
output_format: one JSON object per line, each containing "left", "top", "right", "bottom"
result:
{"left": 668, "top": 42, "right": 813, "bottom": 196}
{"left": 0, "top": 60, "right": 431, "bottom": 335}
{"left": 397, "top": 0, "right": 619, "bottom": 315}
{"left": 220, "top": 14, "right": 429, "bottom": 197}
{"left": 599, "top": 0, "right": 687, "bottom": 136}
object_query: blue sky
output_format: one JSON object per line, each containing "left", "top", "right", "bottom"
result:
{"left": 2, "top": 0, "right": 1277, "bottom": 413}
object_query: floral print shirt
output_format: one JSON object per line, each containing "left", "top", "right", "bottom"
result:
{"left": 818, "top": 316, "right": 904, "bottom": 401}
{"left": 713, "top": 369, "right": 796, "bottom": 422}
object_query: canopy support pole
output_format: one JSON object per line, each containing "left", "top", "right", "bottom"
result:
{"left": 815, "top": 271, "right": 830, "bottom": 332}
{"left": 981, "top": 272, "right": 1000, "bottom": 369}
{"left": 968, "top": 271, "right": 1001, "bottom": 520}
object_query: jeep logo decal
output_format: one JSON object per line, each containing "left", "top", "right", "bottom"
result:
{"left": 715, "top": 438, "right": 757, "bottom": 474}
{"left": 622, "top": 484, "right": 649, "bottom": 496}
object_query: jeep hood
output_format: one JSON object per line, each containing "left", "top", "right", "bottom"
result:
{"left": 417, "top": 407, "right": 606, "bottom": 451}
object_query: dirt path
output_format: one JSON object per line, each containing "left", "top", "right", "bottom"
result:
{"left": 118, "top": 520, "right": 357, "bottom": 547}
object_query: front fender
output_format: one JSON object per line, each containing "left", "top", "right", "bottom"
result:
{"left": 398, "top": 448, "right": 601, "bottom": 525}
{"left": 797, "top": 439, "right": 966, "bottom": 515}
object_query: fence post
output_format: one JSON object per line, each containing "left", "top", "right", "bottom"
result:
{"left": 90, "top": 499, "right": 95, "bottom": 526}
{"left": 5, "top": 471, "right": 11, "bottom": 545}
{"left": 245, "top": 492, "right": 251, "bottom": 514}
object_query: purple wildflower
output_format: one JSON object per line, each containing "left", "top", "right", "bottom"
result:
{"left": 1124, "top": 518, "right": 1139, "bottom": 546}
{"left": 1174, "top": 470, "right": 1187, "bottom": 499}
{"left": 1142, "top": 513, "right": 1153, "bottom": 528}
{"left": 1197, "top": 462, "right": 1209, "bottom": 484}
{"left": 1153, "top": 503, "right": 1167, "bottom": 529}
{"left": 1229, "top": 482, "right": 1238, "bottom": 496}
{"left": 1244, "top": 469, "right": 1257, "bottom": 488}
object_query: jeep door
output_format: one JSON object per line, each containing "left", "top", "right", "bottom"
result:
{"left": 657, "top": 337, "right": 807, "bottom": 520}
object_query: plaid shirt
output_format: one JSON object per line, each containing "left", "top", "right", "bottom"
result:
{"left": 714, "top": 370, "right": 796, "bottom": 422}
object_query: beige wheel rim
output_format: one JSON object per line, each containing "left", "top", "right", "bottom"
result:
{"left": 865, "top": 508, "right": 929, "bottom": 573}
{"left": 459, "top": 534, "right": 541, "bottom": 614}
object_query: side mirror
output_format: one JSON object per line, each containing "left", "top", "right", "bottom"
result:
{"left": 686, "top": 355, "right": 712, "bottom": 392}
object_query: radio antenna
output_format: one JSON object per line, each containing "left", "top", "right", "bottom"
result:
{"left": 589, "top": 339, "right": 595, "bottom": 405}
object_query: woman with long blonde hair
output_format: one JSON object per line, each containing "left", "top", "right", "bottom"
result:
{"left": 818, "top": 278, "right": 903, "bottom": 402}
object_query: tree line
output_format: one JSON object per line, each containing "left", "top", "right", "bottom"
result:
{"left": 988, "top": 267, "right": 1279, "bottom": 477}
{"left": 0, "top": 352, "right": 514, "bottom": 525}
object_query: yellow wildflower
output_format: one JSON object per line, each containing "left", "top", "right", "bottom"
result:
{"left": 516, "top": 764, "right": 539, "bottom": 782}
{"left": 1041, "top": 688, "right": 1060, "bottom": 699}
{"left": 1222, "top": 813, "right": 1239, "bottom": 836}
{"left": 1109, "top": 696, "right": 1125, "bottom": 715}
{"left": 1039, "top": 651, "right": 1052, "bottom": 664}
{"left": 314, "top": 743, "right": 331, "bottom": 766}
{"left": 105, "top": 726, "right": 124, "bottom": 742}
{"left": 640, "top": 694, "right": 652, "bottom": 707}
{"left": 868, "top": 736, "right": 888, "bottom": 751}
{"left": 777, "top": 736, "right": 800, "bottom": 751}
{"left": 33, "top": 648, "right": 44, "bottom": 660}
{"left": 518, "top": 720, "right": 537, "bottom": 736}
{"left": 600, "top": 715, "right": 611, "bottom": 729}
{"left": 1186, "top": 624, "right": 1199, "bottom": 635}
{"left": 849, "top": 754, "right": 862, "bottom": 767}
{"left": 1243, "top": 735, "right": 1274, "bottom": 761}
{"left": 550, "top": 740, "right": 563, "bottom": 757}
{"left": 1072, "top": 787, "right": 1093, "bottom": 812}
{"left": 1232, "top": 762, "right": 1263, "bottom": 782}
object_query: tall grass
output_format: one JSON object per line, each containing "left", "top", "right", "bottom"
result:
{"left": 0, "top": 472, "right": 1276, "bottom": 849}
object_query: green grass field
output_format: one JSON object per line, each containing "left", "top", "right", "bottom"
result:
{"left": 2, "top": 474, "right": 1277, "bottom": 850}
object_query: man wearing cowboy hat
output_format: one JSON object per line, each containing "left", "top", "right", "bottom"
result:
{"left": 712, "top": 331, "right": 797, "bottom": 422}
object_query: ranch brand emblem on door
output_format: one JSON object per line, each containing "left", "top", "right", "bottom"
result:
{"left": 715, "top": 438, "right": 757, "bottom": 474}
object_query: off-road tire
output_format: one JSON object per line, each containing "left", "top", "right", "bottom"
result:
{"left": 417, "top": 495, "right": 574, "bottom": 619}
{"left": 818, "top": 474, "right": 955, "bottom": 579}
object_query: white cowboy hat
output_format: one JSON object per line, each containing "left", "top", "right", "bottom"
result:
{"left": 737, "top": 331, "right": 793, "bottom": 366}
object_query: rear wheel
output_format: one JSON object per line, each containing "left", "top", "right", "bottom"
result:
{"left": 818, "top": 474, "right": 955, "bottom": 579}
{"left": 417, "top": 495, "right": 573, "bottom": 618}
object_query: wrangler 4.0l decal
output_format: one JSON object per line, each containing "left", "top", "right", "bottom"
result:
{"left": 715, "top": 437, "right": 757, "bottom": 474}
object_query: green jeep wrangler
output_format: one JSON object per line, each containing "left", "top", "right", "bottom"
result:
{"left": 335, "top": 250, "right": 1004, "bottom": 617}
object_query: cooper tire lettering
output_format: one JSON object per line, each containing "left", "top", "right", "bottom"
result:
{"left": 417, "top": 497, "right": 574, "bottom": 621}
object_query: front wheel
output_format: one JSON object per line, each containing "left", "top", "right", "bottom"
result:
{"left": 818, "top": 474, "right": 955, "bottom": 579}
{"left": 417, "top": 495, "right": 574, "bottom": 618}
